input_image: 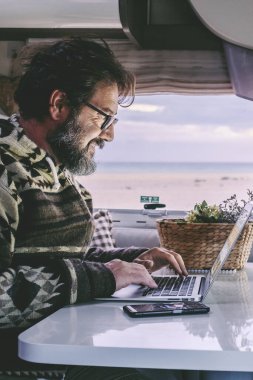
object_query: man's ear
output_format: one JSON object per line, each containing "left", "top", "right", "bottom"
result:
{"left": 49, "top": 90, "right": 69, "bottom": 121}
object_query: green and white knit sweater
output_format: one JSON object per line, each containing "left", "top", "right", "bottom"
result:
{"left": 0, "top": 115, "right": 146, "bottom": 332}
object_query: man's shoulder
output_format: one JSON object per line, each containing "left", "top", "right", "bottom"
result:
{"left": 0, "top": 117, "right": 11, "bottom": 125}
{"left": 0, "top": 117, "right": 14, "bottom": 142}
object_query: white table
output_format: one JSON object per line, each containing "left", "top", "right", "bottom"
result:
{"left": 18, "top": 264, "right": 253, "bottom": 372}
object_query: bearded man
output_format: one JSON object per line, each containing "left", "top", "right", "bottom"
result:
{"left": 0, "top": 38, "right": 188, "bottom": 380}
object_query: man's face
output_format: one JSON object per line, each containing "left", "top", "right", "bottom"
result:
{"left": 47, "top": 82, "right": 118, "bottom": 175}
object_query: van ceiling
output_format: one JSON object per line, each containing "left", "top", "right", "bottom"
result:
{"left": 0, "top": 0, "right": 246, "bottom": 106}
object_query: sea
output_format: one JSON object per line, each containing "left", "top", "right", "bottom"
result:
{"left": 95, "top": 161, "right": 253, "bottom": 174}
{"left": 80, "top": 161, "right": 253, "bottom": 210}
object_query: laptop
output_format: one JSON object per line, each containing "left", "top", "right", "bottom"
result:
{"left": 99, "top": 201, "right": 253, "bottom": 302}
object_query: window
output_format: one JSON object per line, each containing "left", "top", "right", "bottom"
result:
{"left": 77, "top": 94, "right": 253, "bottom": 210}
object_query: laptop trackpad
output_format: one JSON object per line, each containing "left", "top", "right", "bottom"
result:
{"left": 112, "top": 284, "right": 144, "bottom": 298}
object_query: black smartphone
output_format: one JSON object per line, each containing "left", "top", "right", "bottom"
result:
{"left": 123, "top": 301, "right": 210, "bottom": 318}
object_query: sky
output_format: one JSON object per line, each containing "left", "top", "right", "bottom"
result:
{"left": 95, "top": 93, "right": 253, "bottom": 163}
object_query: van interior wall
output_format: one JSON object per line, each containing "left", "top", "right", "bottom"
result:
{"left": 0, "top": 41, "right": 24, "bottom": 115}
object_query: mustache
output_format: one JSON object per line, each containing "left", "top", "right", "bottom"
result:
{"left": 90, "top": 138, "right": 105, "bottom": 149}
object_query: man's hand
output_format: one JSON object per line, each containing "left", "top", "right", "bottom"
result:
{"left": 133, "top": 247, "right": 188, "bottom": 276}
{"left": 105, "top": 259, "right": 158, "bottom": 291}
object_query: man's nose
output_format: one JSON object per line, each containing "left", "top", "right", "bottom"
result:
{"left": 99, "top": 123, "right": 114, "bottom": 142}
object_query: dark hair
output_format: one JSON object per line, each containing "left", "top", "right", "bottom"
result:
{"left": 14, "top": 38, "right": 135, "bottom": 120}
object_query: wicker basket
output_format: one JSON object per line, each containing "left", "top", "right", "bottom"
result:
{"left": 156, "top": 219, "right": 253, "bottom": 270}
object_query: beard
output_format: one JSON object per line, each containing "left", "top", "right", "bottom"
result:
{"left": 47, "top": 111, "right": 105, "bottom": 175}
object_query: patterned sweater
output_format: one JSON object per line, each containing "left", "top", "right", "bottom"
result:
{"left": 0, "top": 115, "right": 146, "bottom": 365}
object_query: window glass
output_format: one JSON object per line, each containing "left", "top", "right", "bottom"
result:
{"left": 77, "top": 94, "right": 253, "bottom": 210}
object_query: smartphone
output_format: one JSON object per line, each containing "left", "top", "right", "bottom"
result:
{"left": 123, "top": 301, "right": 210, "bottom": 317}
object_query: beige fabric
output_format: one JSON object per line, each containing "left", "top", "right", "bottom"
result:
{"left": 109, "top": 40, "right": 232, "bottom": 95}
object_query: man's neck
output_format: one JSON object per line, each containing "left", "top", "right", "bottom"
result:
{"left": 20, "top": 117, "right": 56, "bottom": 158}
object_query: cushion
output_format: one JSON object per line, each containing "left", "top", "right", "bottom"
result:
{"left": 90, "top": 209, "right": 116, "bottom": 250}
{"left": 112, "top": 227, "right": 160, "bottom": 248}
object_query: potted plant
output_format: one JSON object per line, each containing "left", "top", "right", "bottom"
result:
{"left": 156, "top": 191, "right": 253, "bottom": 270}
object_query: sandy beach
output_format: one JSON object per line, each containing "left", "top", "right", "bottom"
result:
{"left": 77, "top": 171, "right": 253, "bottom": 211}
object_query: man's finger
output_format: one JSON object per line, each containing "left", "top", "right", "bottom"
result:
{"left": 166, "top": 250, "right": 188, "bottom": 276}
{"left": 133, "top": 258, "right": 154, "bottom": 272}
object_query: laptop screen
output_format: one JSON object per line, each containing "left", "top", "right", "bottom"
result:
{"left": 210, "top": 202, "right": 253, "bottom": 280}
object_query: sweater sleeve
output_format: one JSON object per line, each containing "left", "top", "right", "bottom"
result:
{"left": 85, "top": 246, "right": 149, "bottom": 263}
{"left": 0, "top": 184, "right": 116, "bottom": 329}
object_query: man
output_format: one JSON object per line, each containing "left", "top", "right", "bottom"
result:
{"left": 1, "top": 37, "right": 251, "bottom": 380}
{"left": 0, "top": 38, "right": 188, "bottom": 379}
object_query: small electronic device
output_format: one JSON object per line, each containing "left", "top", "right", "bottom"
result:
{"left": 123, "top": 301, "right": 210, "bottom": 317}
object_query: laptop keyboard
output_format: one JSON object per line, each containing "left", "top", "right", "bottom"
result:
{"left": 143, "top": 276, "right": 196, "bottom": 297}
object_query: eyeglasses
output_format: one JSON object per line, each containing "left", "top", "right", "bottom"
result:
{"left": 86, "top": 102, "right": 118, "bottom": 131}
